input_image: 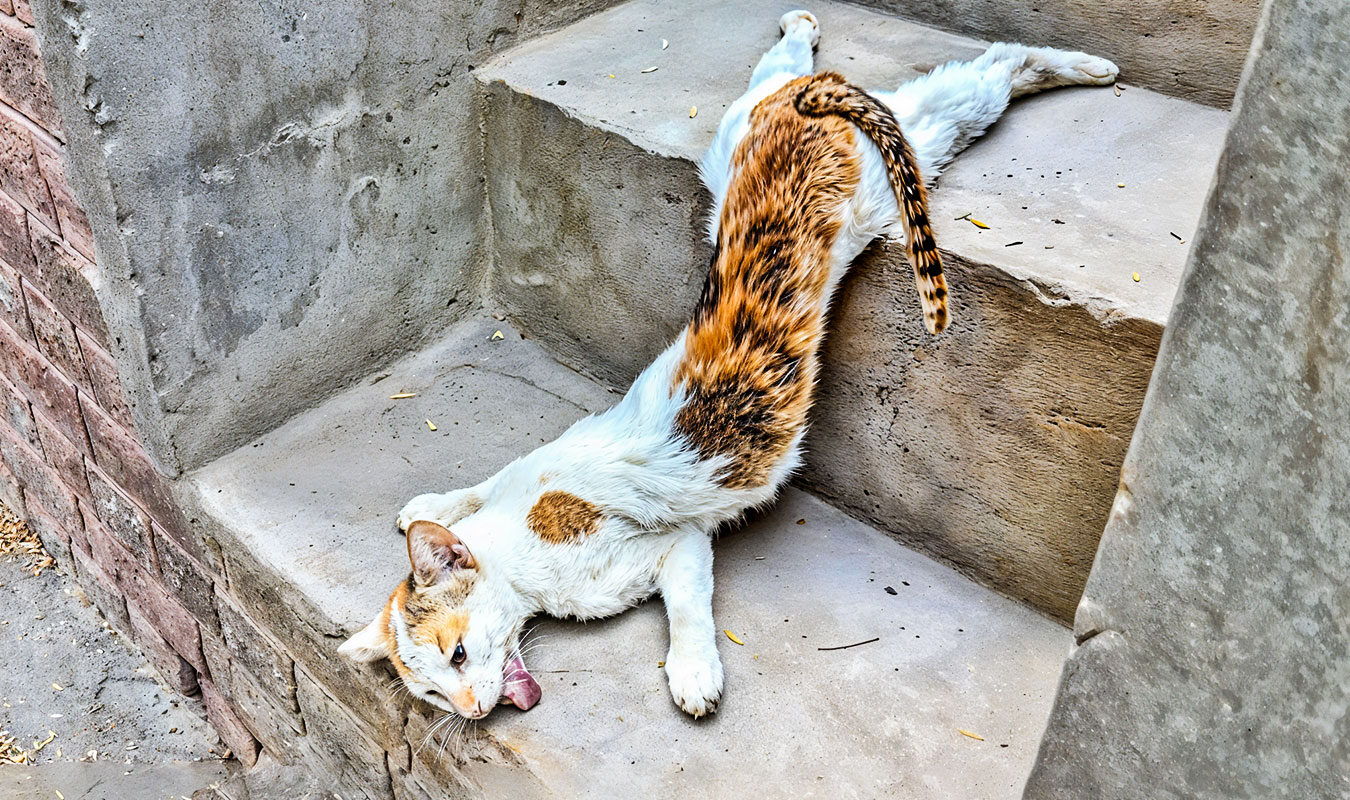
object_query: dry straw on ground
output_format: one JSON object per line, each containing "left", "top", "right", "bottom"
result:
{"left": 0, "top": 501, "right": 51, "bottom": 577}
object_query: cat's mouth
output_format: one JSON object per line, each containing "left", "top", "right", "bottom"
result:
{"left": 500, "top": 654, "right": 541, "bottom": 711}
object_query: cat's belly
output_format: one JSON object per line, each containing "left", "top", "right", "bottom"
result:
{"left": 534, "top": 529, "right": 685, "bottom": 621}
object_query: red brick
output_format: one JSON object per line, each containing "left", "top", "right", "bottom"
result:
{"left": 26, "top": 217, "right": 107, "bottom": 347}
{"left": 32, "top": 405, "right": 87, "bottom": 496}
{"left": 200, "top": 678, "right": 261, "bottom": 767}
{"left": 0, "top": 449, "right": 23, "bottom": 514}
{"left": 0, "top": 254, "right": 33, "bottom": 342}
{"left": 0, "top": 190, "right": 33, "bottom": 274}
{"left": 152, "top": 521, "right": 218, "bottom": 628}
{"left": 71, "top": 537, "right": 131, "bottom": 632}
{"left": 33, "top": 140, "right": 94, "bottom": 261}
{"left": 22, "top": 278, "right": 89, "bottom": 388}
{"left": 83, "top": 398, "right": 179, "bottom": 526}
{"left": 23, "top": 498, "right": 74, "bottom": 566}
{"left": 0, "top": 16, "right": 62, "bottom": 138}
{"left": 0, "top": 116, "right": 55, "bottom": 231}
{"left": 83, "top": 510, "right": 204, "bottom": 672}
{"left": 84, "top": 461, "right": 153, "bottom": 566}
{"left": 0, "top": 419, "right": 78, "bottom": 531}
{"left": 11, "top": 0, "right": 29, "bottom": 26}
{"left": 74, "top": 328, "right": 133, "bottom": 429}
{"left": 0, "top": 369, "right": 38, "bottom": 446}
{"left": 126, "top": 599, "right": 200, "bottom": 696}
{"left": 0, "top": 320, "right": 87, "bottom": 452}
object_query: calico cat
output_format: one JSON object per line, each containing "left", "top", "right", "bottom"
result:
{"left": 339, "top": 10, "right": 1118, "bottom": 719}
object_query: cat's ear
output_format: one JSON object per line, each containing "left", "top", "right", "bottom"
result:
{"left": 339, "top": 612, "right": 391, "bottom": 663}
{"left": 407, "top": 519, "right": 477, "bottom": 587}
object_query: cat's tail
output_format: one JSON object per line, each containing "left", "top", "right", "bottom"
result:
{"left": 794, "top": 72, "right": 949, "bottom": 335}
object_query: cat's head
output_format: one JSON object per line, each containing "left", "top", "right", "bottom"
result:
{"left": 338, "top": 519, "right": 541, "bottom": 718}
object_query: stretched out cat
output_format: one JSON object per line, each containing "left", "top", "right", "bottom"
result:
{"left": 339, "top": 10, "right": 1118, "bottom": 719}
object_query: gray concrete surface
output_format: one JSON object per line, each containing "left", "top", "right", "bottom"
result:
{"left": 1026, "top": 1, "right": 1350, "bottom": 797}
{"left": 187, "top": 316, "right": 1070, "bottom": 799}
{"left": 30, "top": 0, "right": 620, "bottom": 473}
{"left": 854, "top": 0, "right": 1260, "bottom": 107}
{"left": 475, "top": 0, "right": 1231, "bottom": 620}
{"left": 0, "top": 554, "right": 233, "bottom": 799}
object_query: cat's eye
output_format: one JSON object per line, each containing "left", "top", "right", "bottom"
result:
{"left": 451, "top": 643, "right": 466, "bottom": 666}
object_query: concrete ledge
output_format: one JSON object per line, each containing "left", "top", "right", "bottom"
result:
{"left": 474, "top": 0, "right": 1230, "bottom": 619}
{"left": 185, "top": 316, "right": 1069, "bottom": 799}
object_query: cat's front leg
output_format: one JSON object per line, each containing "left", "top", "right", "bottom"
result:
{"left": 396, "top": 484, "right": 486, "bottom": 532}
{"left": 657, "top": 532, "right": 723, "bottom": 717}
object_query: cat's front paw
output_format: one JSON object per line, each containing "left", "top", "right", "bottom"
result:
{"left": 665, "top": 651, "right": 724, "bottom": 718}
{"left": 397, "top": 493, "right": 456, "bottom": 532}
{"left": 779, "top": 10, "right": 820, "bottom": 49}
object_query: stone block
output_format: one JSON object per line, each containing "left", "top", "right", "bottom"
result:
{"left": 0, "top": 249, "right": 33, "bottom": 340}
{"left": 0, "top": 1, "right": 13, "bottom": 19}
{"left": 23, "top": 498, "right": 72, "bottom": 566}
{"left": 0, "top": 450, "right": 23, "bottom": 514}
{"left": 0, "top": 315, "right": 86, "bottom": 448}
{"left": 0, "top": 15, "right": 62, "bottom": 136}
{"left": 74, "top": 327, "right": 134, "bottom": 429}
{"left": 0, "top": 418, "right": 78, "bottom": 531}
{"left": 229, "top": 665, "right": 307, "bottom": 763}
{"left": 32, "top": 405, "right": 88, "bottom": 496}
{"left": 215, "top": 588, "right": 298, "bottom": 713}
{"left": 151, "top": 521, "right": 217, "bottom": 628}
{"left": 82, "top": 396, "right": 178, "bottom": 525}
{"left": 32, "top": 140, "right": 95, "bottom": 261}
{"left": 295, "top": 668, "right": 395, "bottom": 800}
{"left": 70, "top": 537, "right": 130, "bottom": 632}
{"left": 11, "top": 0, "right": 30, "bottom": 28}
{"left": 22, "top": 278, "right": 89, "bottom": 387}
{"left": 0, "top": 115, "right": 55, "bottom": 230}
{"left": 126, "top": 597, "right": 200, "bottom": 696}
{"left": 199, "top": 624, "right": 231, "bottom": 695}
{"left": 84, "top": 462, "right": 153, "bottom": 566}
{"left": 0, "top": 368, "right": 37, "bottom": 446}
{"left": 201, "top": 677, "right": 261, "bottom": 768}
{"left": 25, "top": 217, "right": 107, "bottom": 347}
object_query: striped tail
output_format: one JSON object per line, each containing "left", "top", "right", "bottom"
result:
{"left": 794, "top": 72, "right": 949, "bottom": 334}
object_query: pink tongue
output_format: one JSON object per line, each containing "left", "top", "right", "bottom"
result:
{"left": 501, "top": 656, "right": 541, "bottom": 711}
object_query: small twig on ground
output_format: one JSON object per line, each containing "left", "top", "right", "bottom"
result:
{"left": 817, "top": 637, "right": 880, "bottom": 652}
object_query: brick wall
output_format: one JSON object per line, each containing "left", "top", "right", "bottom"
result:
{"left": 0, "top": 2, "right": 269, "bottom": 768}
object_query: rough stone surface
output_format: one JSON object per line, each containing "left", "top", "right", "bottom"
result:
{"left": 30, "top": 0, "right": 621, "bottom": 473}
{"left": 0, "top": 115, "right": 57, "bottom": 231}
{"left": 189, "top": 317, "right": 1068, "bottom": 799}
{"left": 295, "top": 668, "right": 396, "bottom": 800}
{"left": 853, "top": 0, "right": 1259, "bottom": 107}
{"left": 477, "top": 0, "right": 1229, "bottom": 620}
{"left": 1025, "top": 2, "right": 1350, "bottom": 797}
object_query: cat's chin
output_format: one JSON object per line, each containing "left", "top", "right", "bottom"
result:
{"left": 501, "top": 655, "right": 542, "bottom": 710}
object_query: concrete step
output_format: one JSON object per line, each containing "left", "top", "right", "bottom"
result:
{"left": 474, "top": 0, "right": 1232, "bottom": 620}
{"left": 183, "top": 316, "right": 1069, "bottom": 800}
{"left": 849, "top": 0, "right": 1261, "bottom": 107}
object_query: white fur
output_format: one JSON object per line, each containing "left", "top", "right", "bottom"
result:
{"left": 345, "top": 10, "right": 1118, "bottom": 719}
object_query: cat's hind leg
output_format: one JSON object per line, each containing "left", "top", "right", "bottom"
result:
{"left": 702, "top": 10, "right": 820, "bottom": 240}
{"left": 870, "top": 44, "right": 1118, "bottom": 180}
{"left": 657, "top": 531, "right": 723, "bottom": 717}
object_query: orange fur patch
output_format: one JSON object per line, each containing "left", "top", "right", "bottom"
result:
{"left": 527, "top": 490, "right": 603, "bottom": 543}
{"left": 673, "top": 76, "right": 860, "bottom": 489}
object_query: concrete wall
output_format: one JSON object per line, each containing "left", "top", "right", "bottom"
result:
{"left": 30, "top": 0, "right": 616, "bottom": 472}
{"left": 1026, "top": 0, "right": 1350, "bottom": 795}
{"left": 852, "top": 0, "right": 1260, "bottom": 108}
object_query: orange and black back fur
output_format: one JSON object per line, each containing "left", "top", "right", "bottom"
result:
{"left": 674, "top": 72, "right": 947, "bottom": 490}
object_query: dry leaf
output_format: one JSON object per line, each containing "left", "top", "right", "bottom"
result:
{"left": 724, "top": 629, "right": 745, "bottom": 645}
{"left": 388, "top": 392, "right": 417, "bottom": 400}
{"left": 51, "top": 683, "right": 63, "bottom": 691}
{"left": 689, "top": 106, "right": 697, "bottom": 118}
{"left": 641, "top": 66, "right": 658, "bottom": 74}
{"left": 1117, "top": 183, "right": 1126, "bottom": 188}
{"left": 491, "top": 330, "right": 505, "bottom": 341}
{"left": 957, "top": 729, "right": 985, "bottom": 741}
{"left": 426, "top": 420, "right": 438, "bottom": 431}
{"left": 661, "top": 39, "right": 669, "bottom": 50}
{"left": 1113, "top": 83, "right": 1122, "bottom": 97}
{"left": 1132, "top": 272, "right": 1141, "bottom": 282}
{"left": 969, "top": 218, "right": 990, "bottom": 229}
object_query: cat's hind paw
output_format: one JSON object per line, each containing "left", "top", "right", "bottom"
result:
{"left": 779, "top": 10, "right": 820, "bottom": 49}
{"left": 665, "top": 651, "right": 724, "bottom": 718}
